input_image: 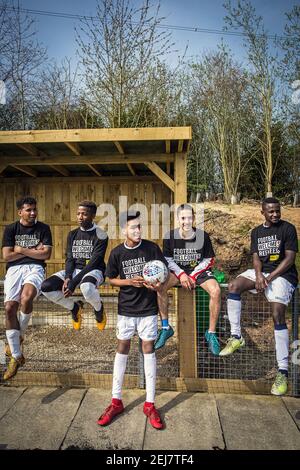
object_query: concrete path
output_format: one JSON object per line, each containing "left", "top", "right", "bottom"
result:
{"left": 0, "top": 386, "right": 299, "bottom": 450}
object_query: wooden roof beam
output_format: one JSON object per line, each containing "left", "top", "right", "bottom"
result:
{"left": 88, "top": 165, "right": 102, "bottom": 176}
{"left": 16, "top": 143, "right": 40, "bottom": 156}
{"left": 2, "top": 153, "right": 174, "bottom": 166}
{"left": 126, "top": 163, "right": 136, "bottom": 176}
{"left": 0, "top": 127, "right": 192, "bottom": 143}
{"left": 0, "top": 165, "right": 7, "bottom": 174}
{"left": 114, "top": 141, "right": 134, "bottom": 174}
{"left": 166, "top": 140, "right": 171, "bottom": 154}
{"left": 144, "top": 161, "right": 175, "bottom": 192}
{"left": 50, "top": 165, "right": 70, "bottom": 176}
{"left": 178, "top": 140, "right": 184, "bottom": 153}
{"left": 114, "top": 141, "right": 124, "bottom": 154}
{"left": 16, "top": 143, "right": 70, "bottom": 176}
{"left": 64, "top": 142, "right": 81, "bottom": 156}
{"left": 12, "top": 165, "right": 37, "bottom": 177}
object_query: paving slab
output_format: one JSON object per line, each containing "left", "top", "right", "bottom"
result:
{"left": 62, "top": 389, "right": 147, "bottom": 450}
{"left": 0, "top": 387, "right": 26, "bottom": 421}
{"left": 216, "top": 393, "right": 300, "bottom": 450}
{"left": 0, "top": 386, "right": 86, "bottom": 449}
{"left": 282, "top": 397, "right": 300, "bottom": 431}
{"left": 143, "top": 392, "right": 224, "bottom": 450}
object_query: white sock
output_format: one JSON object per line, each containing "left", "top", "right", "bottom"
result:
{"left": 144, "top": 352, "right": 156, "bottom": 403}
{"left": 274, "top": 326, "right": 289, "bottom": 372}
{"left": 80, "top": 282, "right": 102, "bottom": 311}
{"left": 42, "top": 290, "right": 74, "bottom": 310}
{"left": 6, "top": 329, "right": 22, "bottom": 359}
{"left": 19, "top": 312, "right": 32, "bottom": 337}
{"left": 112, "top": 352, "right": 128, "bottom": 400}
{"left": 227, "top": 298, "right": 242, "bottom": 337}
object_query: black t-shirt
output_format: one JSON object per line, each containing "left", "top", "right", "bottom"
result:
{"left": 65, "top": 225, "right": 108, "bottom": 291}
{"left": 2, "top": 221, "right": 52, "bottom": 270}
{"left": 163, "top": 228, "right": 215, "bottom": 275}
{"left": 250, "top": 220, "right": 299, "bottom": 286}
{"left": 105, "top": 239, "right": 168, "bottom": 317}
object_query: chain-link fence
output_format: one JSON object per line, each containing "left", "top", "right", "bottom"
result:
{"left": 196, "top": 285, "right": 299, "bottom": 395}
{"left": 0, "top": 283, "right": 299, "bottom": 396}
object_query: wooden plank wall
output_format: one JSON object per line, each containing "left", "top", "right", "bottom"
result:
{"left": 0, "top": 180, "right": 171, "bottom": 277}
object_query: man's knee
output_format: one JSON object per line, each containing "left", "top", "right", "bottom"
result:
{"left": 272, "top": 305, "right": 286, "bottom": 325}
{"left": 5, "top": 301, "right": 18, "bottom": 319}
{"left": 142, "top": 341, "right": 154, "bottom": 354}
{"left": 228, "top": 280, "right": 241, "bottom": 294}
{"left": 80, "top": 282, "right": 96, "bottom": 299}
{"left": 117, "top": 340, "right": 130, "bottom": 355}
{"left": 20, "top": 290, "right": 35, "bottom": 305}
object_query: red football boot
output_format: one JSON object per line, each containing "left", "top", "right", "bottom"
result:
{"left": 143, "top": 402, "right": 164, "bottom": 430}
{"left": 97, "top": 398, "right": 124, "bottom": 426}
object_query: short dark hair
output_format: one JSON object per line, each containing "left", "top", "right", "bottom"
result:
{"left": 78, "top": 200, "right": 97, "bottom": 216}
{"left": 16, "top": 196, "right": 37, "bottom": 210}
{"left": 177, "top": 204, "right": 195, "bottom": 217}
{"left": 119, "top": 210, "right": 140, "bottom": 228}
{"left": 262, "top": 197, "right": 280, "bottom": 208}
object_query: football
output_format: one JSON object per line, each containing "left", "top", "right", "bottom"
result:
{"left": 142, "top": 260, "right": 168, "bottom": 284}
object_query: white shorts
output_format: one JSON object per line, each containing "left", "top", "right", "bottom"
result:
{"left": 238, "top": 269, "right": 296, "bottom": 306}
{"left": 4, "top": 264, "right": 45, "bottom": 303}
{"left": 54, "top": 268, "right": 104, "bottom": 287}
{"left": 116, "top": 315, "right": 158, "bottom": 341}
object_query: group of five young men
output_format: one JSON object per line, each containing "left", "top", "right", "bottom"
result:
{"left": 2, "top": 196, "right": 298, "bottom": 429}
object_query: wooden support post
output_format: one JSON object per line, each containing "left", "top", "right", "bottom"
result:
{"left": 174, "top": 152, "right": 187, "bottom": 205}
{"left": 177, "top": 288, "right": 197, "bottom": 378}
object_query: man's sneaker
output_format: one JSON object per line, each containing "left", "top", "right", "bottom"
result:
{"left": 71, "top": 301, "right": 83, "bottom": 330}
{"left": 154, "top": 325, "right": 174, "bottom": 350}
{"left": 97, "top": 399, "right": 124, "bottom": 426}
{"left": 95, "top": 304, "right": 107, "bottom": 331}
{"left": 5, "top": 336, "right": 24, "bottom": 358}
{"left": 143, "top": 402, "right": 164, "bottom": 430}
{"left": 205, "top": 330, "right": 220, "bottom": 356}
{"left": 271, "top": 371, "right": 288, "bottom": 396}
{"left": 3, "top": 355, "right": 25, "bottom": 381}
{"left": 219, "top": 336, "right": 245, "bottom": 356}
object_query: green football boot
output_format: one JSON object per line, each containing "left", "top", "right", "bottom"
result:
{"left": 219, "top": 336, "right": 245, "bottom": 356}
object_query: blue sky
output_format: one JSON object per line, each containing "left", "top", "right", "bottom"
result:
{"left": 19, "top": 0, "right": 297, "bottom": 66}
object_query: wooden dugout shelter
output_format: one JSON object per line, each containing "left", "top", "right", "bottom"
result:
{"left": 0, "top": 126, "right": 197, "bottom": 380}
{"left": 0, "top": 126, "right": 191, "bottom": 277}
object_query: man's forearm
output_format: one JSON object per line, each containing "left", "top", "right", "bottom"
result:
{"left": 108, "top": 278, "right": 131, "bottom": 287}
{"left": 267, "top": 259, "right": 295, "bottom": 281}
{"left": 17, "top": 247, "right": 51, "bottom": 260}
{"left": 3, "top": 251, "right": 25, "bottom": 262}
{"left": 253, "top": 255, "right": 263, "bottom": 276}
